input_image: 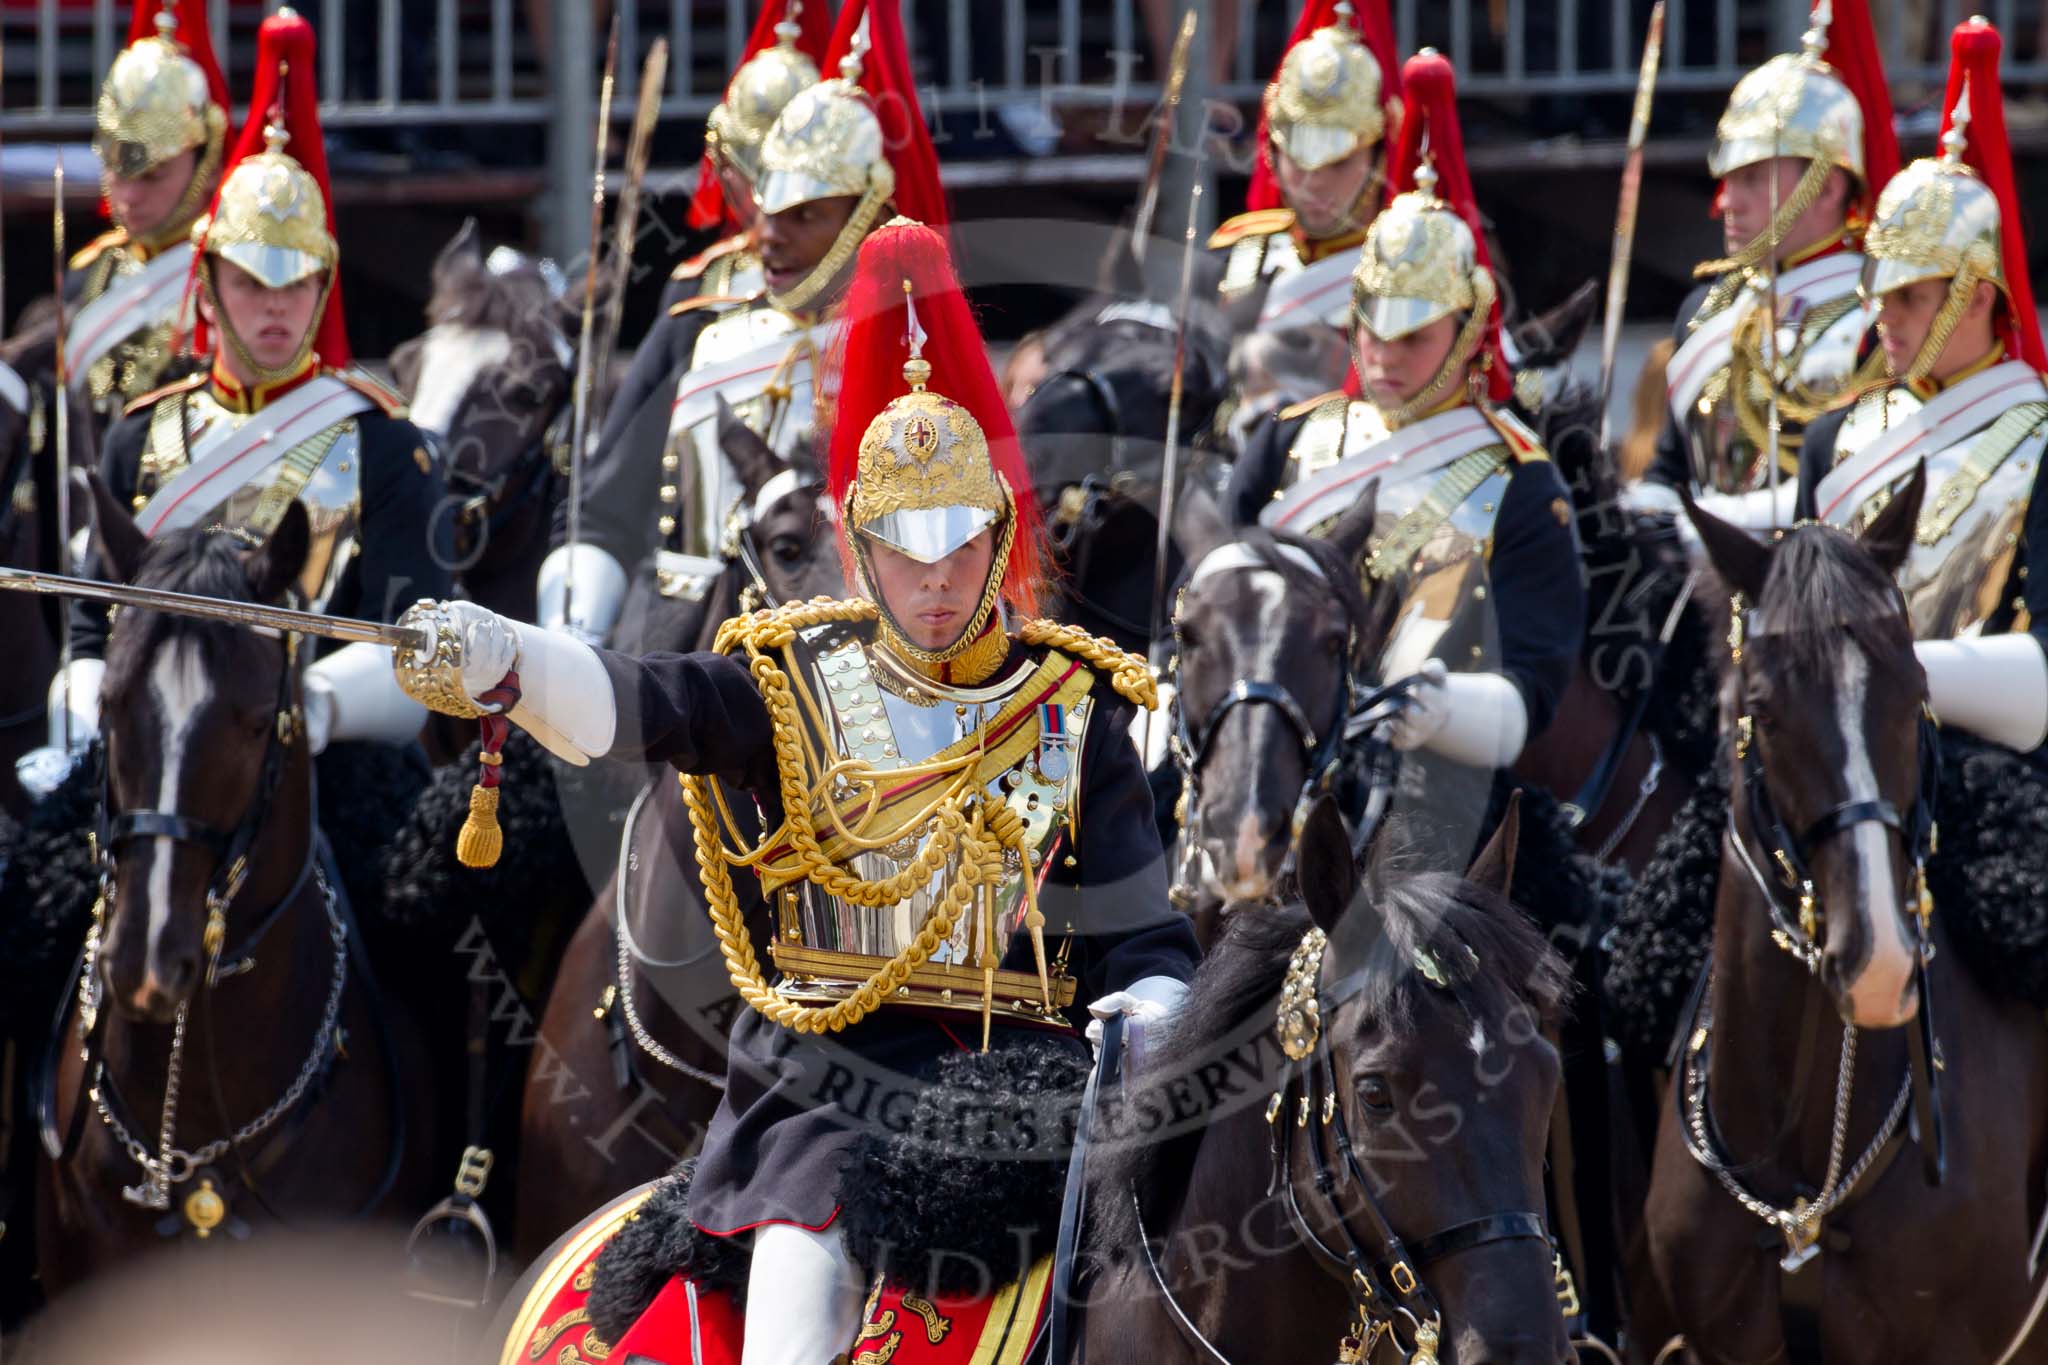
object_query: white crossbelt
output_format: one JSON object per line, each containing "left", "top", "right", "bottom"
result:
{"left": 136, "top": 375, "right": 374, "bottom": 537}
{"left": 65, "top": 242, "right": 195, "bottom": 388}
{"left": 1813, "top": 360, "right": 2048, "bottom": 522}
{"left": 1665, "top": 252, "right": 1865, "bottom": 426}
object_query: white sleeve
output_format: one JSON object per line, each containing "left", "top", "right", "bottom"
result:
{"left": 1917, "top": 635, "right": 2048, "bottom": 753}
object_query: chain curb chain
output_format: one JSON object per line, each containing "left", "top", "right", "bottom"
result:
{"left": 1685, "top": 1007, "right": 1912, "bottom": 1254}
{"left": 92, "top": 868, "right": 349, "bottom": 1207}
{"left": 614, "top": 929, "right": 728, "bottom": 1090}
{"left": 1593, "top": 733, "right": 1665, "bottom": 864}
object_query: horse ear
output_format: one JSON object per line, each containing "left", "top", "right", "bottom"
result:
{"left": 1859, "top": 460, "right": 1926, "bottom": 577}
{"left": 716, "top": 392, "right": 787, "bottom": 501}
{"left": 1298, "top": 791, "right": 1359, "bottom": 936}
{"left": 84, "top": 469, "right": 147, "bottom": 585}
{"left": 1680, "top": 481, "right": 1771, "bottom": 603}
{"left": 245, "top": 501, "right": 310, "bottom": 604}
{"left": 436, "top": 218, "right": 483, "bottom": 282}
{"left": 1466, "top": 789, "right": 1521, "bottom": 900}
{"left": 1323, "top": 478, "right": 1381, "bottom": 567}
{"left": 1172, "top": 479, "right": 1232, "bottom": 574}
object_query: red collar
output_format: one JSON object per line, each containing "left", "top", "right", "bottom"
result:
{"left": 208, "top": 354, "right": 322, "bottom": 414}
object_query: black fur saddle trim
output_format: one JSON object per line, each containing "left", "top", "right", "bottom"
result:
{"left": 1604, "top": 731, "right": 2048, "bottom": 1061}
{"left": 586, "top": 1157, "right": 752, "bottom": 1344}
{"left": 378, "top": 729, "right": 591, "bottom": 951}
{"left": 836, "top": 1029, "right": 1091, "bottom": 1299}
{"left": 0, "top": 751, "right": 101, "bottom": 1038}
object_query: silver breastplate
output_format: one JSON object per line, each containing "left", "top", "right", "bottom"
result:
{"left": 140, "top": 390, "right": 365, "bottom": 612}
{"left": 765, "top": 629, "right": 1092, "bottom": 1023}
{"left": 662, "top": 304, "right": 818, "bottom": 567}
{"left": 1219, "top": 228, "right": 1304, "bottom": 298}
{"left": 1826, "top": 387, "right": 2048, "bottom": 639}
{"left": 1364, "top": 444, "right": 1515, "bottom": 683}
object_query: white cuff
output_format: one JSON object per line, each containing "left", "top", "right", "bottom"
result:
{"left": 506, "top": 620, "right": 617, "bottom": 766}
{"left": 1688, "top": 483, "right": 1798, "bottom": 537}
{"left": 0, "top": 359, "right": 26, "bottom": 415}
{"left": 1620, "top": 479, "right": 1683, "bottom": 517}
{"left": 305, "top": 642, "right": 427, "bottom": 753}
{"left": 1118, "top": 974, "right": 1191, "bottom": 1016}
{"left": 47, "top": 657, "right": 104, "bottom": 750}
{"left": 1427, "top": 671, "right": 1531, "bottom": 768}
{"left": 1918, "top": 635, "right": 2048, "bottom": 753}
{"left": 536, "top": 543, "right": 628, "bottom": 642}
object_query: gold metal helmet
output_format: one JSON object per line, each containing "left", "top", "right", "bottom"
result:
{"left": 753, "top": 45, "right": 897, "bottom": 313}
{"left": 94, "top": 5, "right": 226, "bottom": 181}
{"left": 197, "top": 119, "right": 337, "bottom": 290}
{"left": 1708, "top": 3, "right": 1864, "bottom": 185}
{"left": 1864, "top": 87, "right": 2003, "bottom": 301}
{"left": 1266, "top": 2, "right": 1388, "bottom": 172}
{"left": 707, "top": 6, "right": 822, "bottom": 189}
{"left": 849, "top": 278, "right": 1014, "bottom": 664}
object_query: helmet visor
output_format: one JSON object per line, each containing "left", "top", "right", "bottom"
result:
{"left": 857, "top": 505, "right": 997, "bottom": 565}
{"left": 1274, "top": 120, "right": 1363, "bottom": 173}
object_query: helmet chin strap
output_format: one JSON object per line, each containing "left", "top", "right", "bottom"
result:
{"left": 1899, "top": 266, "right": 1983, "bottom": 386}
{"left": 1369, "top": 269, "right": 1496, "bottom": 430}
{"left": 201, "top": 260, "right": 332, "bottom": 387}
{"left": 767, "top": 166, "right": 895, "bottom": 316}
{"left": 1695, "top": 154, "right": 1837, "bottom": 315}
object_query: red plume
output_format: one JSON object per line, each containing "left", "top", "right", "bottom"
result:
{"left": 1385, "top": 51, "right": 1509, "bottom": 403}
{"left": 1818, "top": 0, "right": 1900, "bottom": 207}
{"left": 1246, "top": 0, "right": 1401, "bottom": 215}
{"left": 192, "top": 10, "right": 349, "bottom": 367}
{"left": 827, "top": 221, "right": 1042, "bottom": 613}
{"left": 129, "top": 0, "right": 232, "bottom": 140}
{"left": 687, "top": 0, "right": 832, "bottom": 231}
{"left": 1941, "top": 17, "right": 2045, "bottom": 371}
{"left": 824, "top": 0, "right": 949, "bottom": 230}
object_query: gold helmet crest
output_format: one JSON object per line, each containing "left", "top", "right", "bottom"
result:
{"left": 1707, "top": 11, "right": 1865, "bottom": 185}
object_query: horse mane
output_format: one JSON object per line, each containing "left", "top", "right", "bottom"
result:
{"left": 1086, "top": 857, "right": 1570, "bottom": 1257}
{"left": 103, "top": 527, "right": 261, "bottom": 678}
{"left": 1748, "top": 524, "right": 1916, "bottom": 682}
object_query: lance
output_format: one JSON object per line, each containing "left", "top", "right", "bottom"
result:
{"left": 589, "top": 35, "right": 669, "bottom": 434}
{"left": 53, "top": 162, "right": 75, "bottom": 747}
{"left": 1131, "top": 10, "right": 1197, "bottom": 268}
{"left": 1596, "top": 2, "right": 1664, "bottom": 455}
{"left": 563, "top": 15, "right": 623, "bottom": 628}
{"left": 1763, "top": 88, "right": 1785, "bottom": 527}
{"left": 0, "top": 563, "right": 428, "bottom": 652}
{"left": 1142, "top": 179, "right": 1205, "bottom": 765}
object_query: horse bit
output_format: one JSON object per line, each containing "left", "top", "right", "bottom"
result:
{"left": 1679, "top": 595, "right": 1945, "bottom": 1271}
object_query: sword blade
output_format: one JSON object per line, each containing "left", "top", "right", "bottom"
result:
{"left": 590, "top": 36, "right": 669, "bottom": 434}
{"left": 1131, "top": 11, "right": 1198, "bottom": 267}
{"left": 0, "top": 565, "right": 428, "bottom": 651}
{"left": 1596, "top": 2, "right": 1664, "bottom": 453}
{"left": 564, "top": 15, "right": 624, "bottom": 625}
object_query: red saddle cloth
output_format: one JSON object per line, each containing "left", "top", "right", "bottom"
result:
{"left": 611, "top": 1258, "right": 1053, "bottom": 1365}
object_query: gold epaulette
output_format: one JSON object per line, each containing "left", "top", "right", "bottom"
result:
{"left": 1207, "top": 208, "right": 1295, "bottom": 251}
{"left": 1279, "top": 389, "right": 1348, "bottom": 422}
{"left": 327, "top": 365, "right": 409, "bottom": 418}
{"left": 669, "top": 292, "right": 755, "bottom": 318}
{"left": 70, "top": 228, "right": 131, "bottom": 273}
{"left": 122, "top": 371, "right": 208, "bottom": 418}
{"left": 671, "top": 232, "right": 752, "bottom": 283}
{"left": 1481, "top": 405, "right": 1548, "bottom": 464}
{"left": 1017, "top": 619, "right": 1156, "bottom": 710}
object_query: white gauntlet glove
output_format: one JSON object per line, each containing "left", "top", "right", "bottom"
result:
{"left": 395, "top": 599, "right": 617, "bottom": 766}
{"left": 1086, "top": 975, "right": 1190, "bottom": 1065}
{"left": 1390, "top": 660, "right": 1531, "bottom": 769}
{"left": 16, "top": 657, "right": 104, "bottom": 799}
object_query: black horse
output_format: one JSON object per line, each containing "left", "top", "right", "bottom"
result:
{"left": 1072, "top": 793, "right": 1575, "bottom": 1363}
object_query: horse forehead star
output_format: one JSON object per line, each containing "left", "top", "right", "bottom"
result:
{"left": 406, "top": 325, "right": 516, "bottom": 436}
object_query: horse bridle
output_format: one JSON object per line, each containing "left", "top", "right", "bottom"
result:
{"left": 1723, "top": 599, "right": 1942, "bottom": 974}
{"left": 439, "top": 404, "right": 571, "bottom": 568}
{"left": 1169, "top": 558, "right": 1417, "bottom": 901}
{"left": 95, "top": 619, "right": 311, "bottom": 982}
{"left": 1267, "top": 929, "right": 1552, "bottom": 1363}
{"left": 726, "top": 469, "right": 827, "bottom": 614}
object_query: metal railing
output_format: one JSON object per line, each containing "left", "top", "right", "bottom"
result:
{"left": 8, "top": 1, "right": 2047, "bottom": 248}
